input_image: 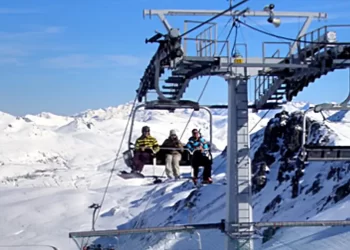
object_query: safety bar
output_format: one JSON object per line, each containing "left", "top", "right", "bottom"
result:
{"left": 303, "top": 144, "right": 350, "bottom": 161}
{"left": 130, "top": 146, "right": 210, "bottom": 155}
{"left": 305, "top": 145, "right": 350, "bottom": 149}
{"left": 302, "top": 108, "right": 313, "bottom": 150}
{"left": 128, "top": 102, "right": 213, "bottom": 150}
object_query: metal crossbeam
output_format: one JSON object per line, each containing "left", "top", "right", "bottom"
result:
{"left": 305, "top": 145, "right": 350, "bottom": 161}
{"left": 69, "top": 219, "right": 350, "bottom": 238}
{"left": 232, "top": 220, "right": 350, "bottom": 228}
{"left": 143, "top": 99, "right": 200, "bottom": 110}
{"left": 143, "top": 9, "right": 327, "bottom": 19}
{"left": 69, "top": 222, "right": 224, "bottom": 238}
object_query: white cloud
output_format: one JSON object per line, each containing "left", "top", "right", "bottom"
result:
{"left": 44, "top": 26, "right": 65, "bottom": 34}
{"left": 104, "top": 55, "right": 143, "bottom": 67}
{"left": 0, "top": 26, "right": 66, "bottom": 65}
{"left": 41, "top": 54, "right": 145, "bottom": 69}
{"left": 0, "top": 8, "right": 39, "bottom": 14}
{"left": 0, "top": 57, "right": 21, "bottom": 65}
{"left": 0, "top": 45, "right": 30, "bottom": 65}
{"left": 41, "top": 54, "right": 100, "bottom": 69}
{"left": 0, "top": 45, "right": 29, "bottom": 57}
{"left": 0, "top": 26, "right": 65, "bottom": 40}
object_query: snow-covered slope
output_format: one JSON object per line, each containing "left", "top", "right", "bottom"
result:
{"left": 1, "top": 101, "right": 350, "bottom": 250}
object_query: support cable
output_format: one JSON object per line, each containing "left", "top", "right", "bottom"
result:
{"left": 246, "top": 16, "right": 287, "bottom": 44}
{"left": 249, "top": 109, "right": 271, "bottom": 133}
{"left": 93, "top": 95, "right": 139, "bottom": 226}
{"left": 181, "top": 0, "right": 248, "bottom": 38}
{"left": 236, "top": 19, "right": 350, "bottom": 45}
{"left": 180, "top": 18, "right": 240, "bottom": 141}
{"left": 230, "top": 21, "right": 239, "bottom": 57}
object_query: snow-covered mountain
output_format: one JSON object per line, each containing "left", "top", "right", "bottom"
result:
{"left": 1, "top": 101, "right": 350, "bottom": 250}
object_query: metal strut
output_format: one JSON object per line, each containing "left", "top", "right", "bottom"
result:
{"left": 137, "top": 28, "right": 184, "bottom": 102}
{"left": 68, "top": 219, "right": 350, "bottom": 238}
{"left": 89, "top": 203, "right": 101, "bottom": 231}
{"left": 232, "top": 219, "right": 350, "bottom": 228}
{"left": 69, "top": 221, "right": 226, "bottom": 238}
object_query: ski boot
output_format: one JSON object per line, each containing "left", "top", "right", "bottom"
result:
{"left": 202, "top": 177, "right": 213, "bottom": 184}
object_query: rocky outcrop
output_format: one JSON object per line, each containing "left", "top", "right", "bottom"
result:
{"left": 252, "top": 110, "right": 314, "bottom": 195}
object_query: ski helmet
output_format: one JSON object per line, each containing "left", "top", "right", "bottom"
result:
{"left": 142, "top": 126, "right": 150, "bottom": 133}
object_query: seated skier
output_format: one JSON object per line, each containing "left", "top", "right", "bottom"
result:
{"left": 132, "top": 126, "right": 160, "bottom": 174}
{"left": 161, "top": 129, "right": 183, "bottom": 179}
{"left": 186, "top": 128, "right": 212, "bottom": 184}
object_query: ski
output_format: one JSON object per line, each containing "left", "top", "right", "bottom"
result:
{"left": 117, "top": 170, "right": 145, "bottom": 179}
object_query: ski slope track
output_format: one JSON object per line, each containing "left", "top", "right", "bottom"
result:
{"left": 1, "top": 101, "right": 350, "bottom": 249}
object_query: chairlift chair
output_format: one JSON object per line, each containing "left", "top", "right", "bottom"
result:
{"left": 300, "top": 102, "right": 350, "bottom": 162}
{"left": 122, "top": 100, "right": 214, "bottom": 179}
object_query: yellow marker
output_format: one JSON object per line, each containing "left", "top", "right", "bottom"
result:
{"left": 234, "top": 57, "right": 244, "bottom": 64}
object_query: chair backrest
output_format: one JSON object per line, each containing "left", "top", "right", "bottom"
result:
{"left": 127, "top": 146, "right": 211, "bottom": 167}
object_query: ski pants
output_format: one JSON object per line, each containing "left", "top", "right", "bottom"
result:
{"left": 132, "top": 151, "right": 152, "bottom": 172}
{"left": 165, "top": 153, "right": 181, "bottom": 178}
{"left": 191, "top": 152, "right": 212, "bottom": 180}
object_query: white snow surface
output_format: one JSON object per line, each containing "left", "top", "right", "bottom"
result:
{"left": 1, "top": 101, "right": 350, "bottom": 249}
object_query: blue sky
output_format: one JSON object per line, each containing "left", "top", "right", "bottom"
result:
{"left": 0, "top": 0, "right": 350, "bottom": 116}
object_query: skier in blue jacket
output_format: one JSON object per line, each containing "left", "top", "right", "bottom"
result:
{"left": 186, "top": 128, "right": 212, "bottom": 184}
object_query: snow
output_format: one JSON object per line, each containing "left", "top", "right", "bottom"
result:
{"left": 262, "top": 200, "right": 350, "bottom": 250}
{"left": 1, "top": 101, "right": 350, "bottom": 249}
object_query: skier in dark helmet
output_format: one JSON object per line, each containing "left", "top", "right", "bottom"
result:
{"left": 132, "top": 126, "right": 160, "bottom": 173}
{"left": 186, "top": 128, "right": 212, "bottom": 184}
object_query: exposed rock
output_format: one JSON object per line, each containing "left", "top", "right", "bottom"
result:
{"left": 305, "top": 178, "right": 322, "bottom": 195}
{"left": 334, "top": 179, "right": 350, "bottom": 203}
{"left": 251, "top": 109, "right": 332, "bottom": 197}
{"left": 262, "top": 227, "right": 279, "bottom": 243}
{"left": 263, "top": 194, "right": 282, "bottom": 214}
{"left": 86, "top": 122, "right": 93, "bottom": 129}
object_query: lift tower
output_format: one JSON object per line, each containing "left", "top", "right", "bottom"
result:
{"left": 136, "top": 1, "right": 346, "bottom": 249}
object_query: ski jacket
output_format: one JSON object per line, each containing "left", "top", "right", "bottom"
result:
{"left": 161, "top": 137, "right": 183, "bottom": 154}
{"left": 135, "top": 135, "right": 160, "bottom": 153}
{"left": 185, "top": 136, "right": 209, "bottom": 155}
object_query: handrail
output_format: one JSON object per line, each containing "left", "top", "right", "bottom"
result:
{"left": 133, "top": 146, "right": 210, "bottom": 156}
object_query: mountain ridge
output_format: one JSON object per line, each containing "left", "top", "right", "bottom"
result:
{"left": 1, "top": 100, "right": 350, "bottom": 249}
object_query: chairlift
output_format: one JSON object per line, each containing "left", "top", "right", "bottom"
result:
{"left": 300, "top": 102, "right": 350, "bottom": 161}
{"left": 122, "top": 100, "right": 215, "bottom": 178}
